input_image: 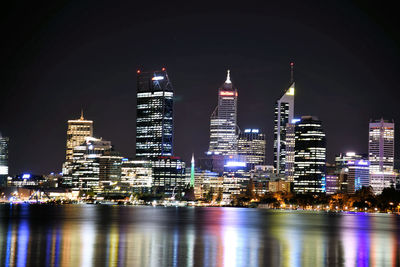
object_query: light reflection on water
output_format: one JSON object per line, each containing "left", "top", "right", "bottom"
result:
{"left": 0, "top": 205, "right": 399, "bottom": 266}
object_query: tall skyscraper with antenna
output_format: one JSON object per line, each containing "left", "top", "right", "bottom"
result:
{"left": 208, "top": 70, "right": 238, "bottom": 156}
{"left": 135, "top": 68, "right": 174, "bottom": 159}
{"left": 274, "top": 63, "right": 295, "bottom": 174}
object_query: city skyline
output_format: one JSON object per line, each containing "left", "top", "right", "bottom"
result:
{"left": 1, "top": 1, "right": 400, "bottom": 175}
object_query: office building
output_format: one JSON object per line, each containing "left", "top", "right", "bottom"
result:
{"left": 238, "top": 129, "right": 266, "bottom": 168}
{"left": 63, "top": 111, "right": 93, "bottom": 176}
{"left": 274, "top": 63, "right": 295, "bottom": 174}
{"left": 152, "top": 156, "right": 186, "bottom": 197}
{"left": 208, "top": 70, "right": 238, "bottom": 156}
{"left": 65, "top": 111, "right": 93, "bottom": 162}
{"left": 368, "top": 119, "right": 395, "bottom": 194}
{"left": 0, "top": 134, "right": 9, "bottom": 186}
{"left": 285, "top": 121, "right": 297, "bottom": 181}
{"left": 69, "top": 137, "right": 112, "bottom": 190}
{"left": 121, "top": 159, "right": 153, "bottom": 192}
{"left": 293, "top": 116, "right": 326, "bottom": 194}
{"left": 135, "top": 68, "right": 174, "bottom": 159}
{"left": 334, "top": 152, "right": 369, "bottom": 194}
{"left": 99, "top": 151, "right": 123, "bottom": 187}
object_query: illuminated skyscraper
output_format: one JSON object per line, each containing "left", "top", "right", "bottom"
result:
{"left": 368, "top": 119, "right": 394, "bottom": 173}
{"left": 65, "top": 111, "right": 93, "bottom": 162}
{"left": 237, "top": 129, "right": 266, "bottom": 168}
{"left": 368, "top": 119, "right": 396, "bottom": 194}
{"left": 135, "top": 68, "right": 173, "bottom": 159}
{"left": 208, "top": 70, "right": 238, "bottom": 156}
{"left": 274, "top": 63, "right": 295, "bottom": 174}
{"left": 293, "top": 116, "right": 326, "bottom": 194}
{"left": 0, "top": 134, "right": 9, "bottom": 186}
{"left": 70, "top": 137, "right": 112, "bottom": 190}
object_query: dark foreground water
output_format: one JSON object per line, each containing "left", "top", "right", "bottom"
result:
{"left": 1, "top": 205, "right": 400, "bottom": 267}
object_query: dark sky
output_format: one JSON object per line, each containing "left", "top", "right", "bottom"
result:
{"left": 1, "top": 0, "right": 400, "bottom": 175}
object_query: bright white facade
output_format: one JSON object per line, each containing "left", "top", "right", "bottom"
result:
{"left": 368, "top": 119, "right": 395, "bottom": 194}
{"left": 208, "top": 70, "right": 238, "bottom": 156}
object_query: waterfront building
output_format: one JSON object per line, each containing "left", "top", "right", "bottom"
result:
{"left": 69, "top": 137, "right": 112, "bottom": 190}
{"left": 325, "top": 163, "right": 339, "bottom": 195}
{"left": 293, "top": 116, "right": 326, "bottom": 194}
{"left": 135, "top": 68, "right": 174, "bottom": 159}
{"left": 120, "top": 159, "right": 153, "bottom": 192}
{"left": 0, "top": 134, "right": 9, "bottom": 186}
{"left": 334, "top": 152, "right": 369, "bottom": 194}
{"left": 99, "top": 151, "right": 123, "bottom": 188}
{"left": 237, "top": 129, "right": 266, "bottom": 168}
{"left": 268, "top": 180, "right": 291, "bottom": 193}
{"left": 193, "top": 169, "right": 220, "bottom": 199}
{"left": 208, "top": 70, "right": 238, "bottom": 156}
{"left": 7, "top": 173, "right": 46, "bottom": 187}
{"left": 152, "top": 156, "right": 186, "bottom": 197}
{"left": 369, "top": 119, "right": 394, "bottom": 173}
{"left": 274, "top": 63, "right": 295, "bottom": 174}
{"left": 368, "top": 119, "right": 395, "bottom": 194}
{"left": 62, "top": 111, "right": 93, "bottom": 177}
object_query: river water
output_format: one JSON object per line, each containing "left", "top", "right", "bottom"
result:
{"left": 0, "top": 204, "right": 399, "bottom": 266}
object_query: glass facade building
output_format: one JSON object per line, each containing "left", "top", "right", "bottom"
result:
{"left": 237, "top": 129, "right": 266, "bottom": 168}
{"left": 152, "top": 156, "right": 185, "bottom": 197}
{"left": 293, "top": 116, "right": 326, "bottom": 194}
{"left": 368, "top": 119, "right": 395, "bottom": 194}
{"left": 135, "top": 69, "right": 173, "bottom": 159}
{"left": 274, "top": 69, "right": 295, "bottom": 175}
{"left": 208, "top": 70, "right": 238, "bottom": 156}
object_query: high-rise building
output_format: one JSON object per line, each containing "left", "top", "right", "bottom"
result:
{"left": 69, "top": 137, "right": 112, "bottom": 190}
{"left": 65, "top": 111, "right": 93, "bottom": 162}
{"left": 63, "top": 111, "right": 93, "bottom": 177}
{"left": 237, "top": 129, "right": 266, "bottom": 168}
{"left": 368, "top": 119, "right": 396, "bottom": 194}
{"left": 135, "top": 68, "right": 174, "bottom": 159}
{"left": 152, "top": 156, "right": 186, "bottom": 197}
{"left": 274, "top": 63, "right": 295, "bottom": 174}
{"left": 293, "top": 116, "right": 326, "bottom": 194}
{"left": 99, "top": 151, "right": 123, "bottom": 187}
{"left": 0, "top": 134, "right": 9, "bottom": 186}
{"left": 369, "top": 119, "right": 394, "bottom": 173}
{"left": 208, "top": 70, "right": 238, "bottom": 156}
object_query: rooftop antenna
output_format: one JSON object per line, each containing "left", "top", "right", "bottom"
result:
{"left": 80, "top": 109, "right": 84, "bottom": 120}
{"left": 225, "top": 69, "right": 231, "bottom": 84}
{"left": 290, "top": 62, "right": 294, "bottom": 84}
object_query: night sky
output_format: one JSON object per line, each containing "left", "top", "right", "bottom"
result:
{"left": 1, "top": 1, "right": 400, "bottom": 175}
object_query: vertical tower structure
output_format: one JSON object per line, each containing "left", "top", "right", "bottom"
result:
{"left": 208, "top": 70, "right": 238, "bottom": 156}
{"left": 293, "top": 116, "right": 326, "bottom": 194}
{"left": 368, "top": 118, "right": 396, "bottom": 194}
{"left": 274, "top": 63, "right": 295, "bottom": 174}
{"left": 0, "top": 134, "right": 9, "bottom": 186}
{"left": 136, "top": 68, "right": 174, "bottom": 159}
{"left": 368, "top": 119, "right": 394, "bottom": 173}
{"left": 65, "top": 111, "right": 93, "bottom": 162}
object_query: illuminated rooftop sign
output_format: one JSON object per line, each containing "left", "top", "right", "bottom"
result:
{"left": 220, "top": 91, "right": 235, "bottom": 96}
{"left": 291, "top": 118, "right": 301, "bottom": 124}
{"left": 152, "top": 76, "right": 164, "bottom": 81}
{"left": 225, "top": 161, "right": 246, "bottom": 167}
{"left": 286, "top": 86, "right": 295, "bottom": 96}
{"left": 22, "top": 174, "right": 31, "bottom": 179}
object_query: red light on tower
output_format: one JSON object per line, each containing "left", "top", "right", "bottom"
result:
{"left": 162, "top": 67, "right": 166, "bottom": 71}
{"left": 137, "top": 69, "right": 141, "bottom": 74}
{"left": 290, "top": 62, "right": 294, "bottom": 66}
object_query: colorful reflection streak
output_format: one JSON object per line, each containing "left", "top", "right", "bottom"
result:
{"left": 0, "top": 205, "right": 399, "bottom": 266}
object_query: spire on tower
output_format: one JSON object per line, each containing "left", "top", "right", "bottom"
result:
{"left": 80, "top": 109, "right": 84, "bottom": 120}
{"left": 290, "top": 62, "right": 294, "bottom": 84}
{"left": 225, "top": 69, "right": 231, "bottom": 84}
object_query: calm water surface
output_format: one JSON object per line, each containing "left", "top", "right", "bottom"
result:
{"left": 0, "top": 204, "right": 399, "bottom": 266}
